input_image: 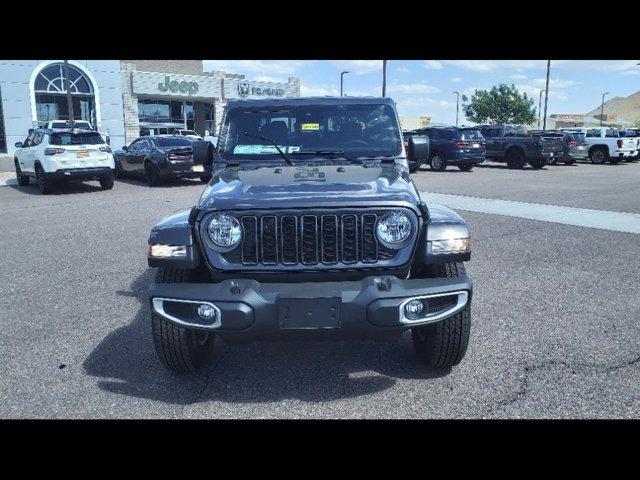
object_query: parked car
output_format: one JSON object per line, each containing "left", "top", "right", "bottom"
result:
{"left": 619, "top": 129, "right": 639, "bottom": 161}
{"left": 402, "top": 130, "right": 430, "bottom": 172}
{"left": 527, "top": 130, "right": 584, "bottom": 165}
{"left": 146, "top": 96, "right": 472, "bottom": 373}
{"left": 114, "top": 135, "right": 212, "bottom": 186}
{"left": 478, "top": 124, "right": 561, "bottom": 169}
{"left": 560, "top": 127, "right": 637, "bottom": 164}
{"left": 413, "top": 126, "right": 486, "bottom": 172}
{"left": 13, "top": 128, "right": 115, "bottom": 194}
{"left": 172, "top": 129, "right": 203, "bottom": 140}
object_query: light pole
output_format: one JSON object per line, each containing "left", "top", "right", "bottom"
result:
{"left": 542, "top": 60, "right": 551, "bottom": 130}
{"left": 538, "top": 90, "right": 545, "bottom": 129}
{"left": 453, "top": 91, "right": 460, "bottom": 126}
{"left": 600, "top": 92, "right": 609, "bottom": 126}
{"left": 63, "top": 60, "right": 75, "bottom": 129}
{"left": 340, "top": 71, "right": 349, "bottom": 97}
{"left": 382, "top": 60, "right": 387, "bottom": 97}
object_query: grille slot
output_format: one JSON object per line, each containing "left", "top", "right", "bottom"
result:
{"left": 219, "top": 210, "right": 409, "bottom": 268}
{"left": 261, "top": 216, "right": 278, "bottom": 264}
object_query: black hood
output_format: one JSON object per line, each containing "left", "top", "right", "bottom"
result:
{"left": 197, "top": 163, "right": 420, "bottom": 211}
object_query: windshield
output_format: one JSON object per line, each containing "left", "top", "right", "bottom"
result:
{"left": 51, "top": 121, "right": 92, "bottom": 130}
{"left": 155, "top": 137, "right": 193, "bottom": 147}
{"left": 460, "top": 129, "right": 483, "bottom": 141}
{"left": 218, "top": 103, "right": 402, "bottom": 161}
{"left": 49, "top": 132, "right": 104, "bottom": 145}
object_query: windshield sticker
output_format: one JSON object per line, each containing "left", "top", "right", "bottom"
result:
{"left": 300, "top": 123, "right": 320, "bottom": 131}
{"left": 234, "top": 145, "right": 301, "bottom": 154}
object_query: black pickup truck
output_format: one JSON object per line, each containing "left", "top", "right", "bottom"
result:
{"left": 479, "top": 124, "right": 564, "bottom": 169}
{"left": 146, "top": 97, "right": 473, "bottom": 374}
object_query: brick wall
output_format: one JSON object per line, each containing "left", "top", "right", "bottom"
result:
{"left": 120, "top": 62, "right": 140, "bottom": 145}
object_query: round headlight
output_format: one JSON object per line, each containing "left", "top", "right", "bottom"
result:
{"left": 207, "top": 214, "right": 242, "bottom": 249}
{"left": 376, "top": 211, "right": 413, "bottom": 248}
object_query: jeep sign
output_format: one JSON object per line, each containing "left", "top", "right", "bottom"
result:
{"left": 158, "top": 76, "right": 199, "bottom": 95}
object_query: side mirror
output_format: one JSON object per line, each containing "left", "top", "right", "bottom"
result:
{"left": 15, "top": 142, "right": 23, "bottom": 148}
{"left": 121, "top": 145, "right": 128, "bottom": 151}
{"left": 408, "top": 135, "right": 429, "bottom": 160}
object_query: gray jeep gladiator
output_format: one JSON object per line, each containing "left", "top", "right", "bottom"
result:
{"left": 147, "top": 97, "right": 473, "bottom": 373}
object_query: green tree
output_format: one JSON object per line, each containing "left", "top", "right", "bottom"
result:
{"left": 462, "top": 84, "right": 536, "bottom": 125}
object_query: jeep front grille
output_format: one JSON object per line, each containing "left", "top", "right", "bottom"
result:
{"left": 211, "top": 209, "right": 415, "bottom": 269}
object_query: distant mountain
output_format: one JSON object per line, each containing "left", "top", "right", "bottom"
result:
{"left": 585, "top": 91, "right": 640, "bottom": 126}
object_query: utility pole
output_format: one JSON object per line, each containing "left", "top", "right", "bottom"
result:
{"left": 453, "top": 91, "right": 460, "bottom": 126}
{"left": 382, "top": 60, "right": 387, "bottom": 97}
{"left": 600, "top": 92, "right": 609, "bottom": 126}
{"left": 538, "top": 90, "right": 545, "bottom": 129}
{"left": 340, "top": 71, "right": 349, "bottom": 97}
{"left": 63, "top": 60, "right": 75, "bottom": 129}
{"left": 542, "top": 60, "right": 550, "bottom": 130}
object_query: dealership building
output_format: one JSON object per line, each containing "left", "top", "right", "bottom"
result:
{"left": 0, "top": 60, "right": 300, "bottom": 155}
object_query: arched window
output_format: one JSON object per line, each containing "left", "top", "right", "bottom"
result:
{"left": 34, "top": 64, "right": 93, "bottom": 94}
{"left": 33, "top": 63, "right": 96, "bottom": 127}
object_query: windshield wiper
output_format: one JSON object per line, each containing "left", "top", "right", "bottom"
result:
{"left": 243, "top": 131, "right": 293, "bottom": 165}
{"left": 290, "top": 150, "right": 363, "bottom": 164}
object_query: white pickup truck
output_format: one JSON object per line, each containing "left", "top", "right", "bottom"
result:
{"left": 560, "top": 127, "right": 638, "bottom": 164}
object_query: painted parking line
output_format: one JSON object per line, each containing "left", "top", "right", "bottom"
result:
{"left": 420, "top": 191, "right": 640, "bottom": 235}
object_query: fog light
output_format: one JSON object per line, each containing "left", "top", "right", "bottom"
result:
{"left": 405, "top": 299, "right": 425, "bottom": 318}
{"left": 197, "top": 304, "right": 216, "bottom": 320}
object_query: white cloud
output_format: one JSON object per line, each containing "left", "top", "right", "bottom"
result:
{"left": 387, "top": 83, "right": 440, "bottom": 94}
{"left": 510, "top": 74, "right": 527, "bottom": 80}
{"left": 621, "top": 69, "right": 640, "bottom": 76}
{"left": 445, "top": 59, "right": 640, "bottom": 74}
{"left": 451, "top": 77, "right": 463, "bottom": 83}
{"left": 330, "top": 60, "right": 383, "bottom": 74}
{"left": 532, "top": 78, "right": 578, "bottom": 88}
{"left": 444, "top": 60, "right": 546, "bottom": 72}
{"left": 254, "top": 75, "right": 287, "bottom": 83}
{"left": 300, "top": 83, "right": 339, "bottom": 97}
{"left": 439, "top": 100, "right": 455, "bottom": 109}
{"left": 203, "top": 60, "right": 311, "bottom": 74}
{"left": 423, "top": 60, "right": 443, "bottom": 70}
{"left": 396, "top": 66, "right": 409, "bottom": 73}
{"left": 517, "top": 84, "right": 567, "bottom": 100}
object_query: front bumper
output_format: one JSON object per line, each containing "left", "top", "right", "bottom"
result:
{"left": 46, "top": 167, "right": 113, "bottom": 182}
{"left": 148, "top": 275, "right": 472, "bottom": 341}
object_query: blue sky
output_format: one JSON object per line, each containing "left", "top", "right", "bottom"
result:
{"left": 203, "top": 60, "right": 640, "bottom": 125}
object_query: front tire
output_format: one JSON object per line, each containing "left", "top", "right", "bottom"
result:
{"left": 151, "top": 268, "right": 216, "bottom": 373}
{"left": 458, "top": 164, "right": 474, "bottom": 172}
{"left": 411, "top": 262, "right": 471, "bottom": 369}
{"left": 15, "top": 160, "right": 29, "bottom": 186}
{"left": 429, "top": 153, "right": 447, "bottom": 171}
{"left": 408, "top": 160, "right": 420, "bottom": 173}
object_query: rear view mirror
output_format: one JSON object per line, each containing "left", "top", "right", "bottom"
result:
{"left": 408, "top": 135, "right": 429, "bottom": 160}
{"left": 121, "top": 145, "right": 128, "bottom": 151}
{"left": 15, "top": 142, "right": 23, "bottom": 148}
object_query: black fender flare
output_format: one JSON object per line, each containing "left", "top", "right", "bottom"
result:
{"left": 148, "top": 209, "right": 201, "bottom": 269}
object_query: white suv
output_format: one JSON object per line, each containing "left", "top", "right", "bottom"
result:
{"left": 14, "top": 129, "right": 115, "bottom": 194}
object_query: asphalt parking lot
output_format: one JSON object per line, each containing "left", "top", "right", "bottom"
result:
{"left": 1, "top": 161, "right": 639, "bottom": 419}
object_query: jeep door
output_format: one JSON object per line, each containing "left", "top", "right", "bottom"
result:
{"left": 18, "top": 131, "right": 37, "bottom": 173}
